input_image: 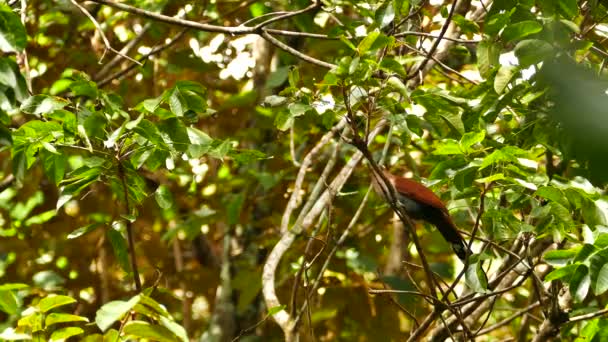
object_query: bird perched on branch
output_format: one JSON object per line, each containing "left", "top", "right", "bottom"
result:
{"left": 371, "top": 169, "right": 469, "bottom": 260}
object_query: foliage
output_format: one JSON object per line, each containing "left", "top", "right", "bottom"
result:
{"left": 1, "top": 0, "right": 608, "bottom": 340}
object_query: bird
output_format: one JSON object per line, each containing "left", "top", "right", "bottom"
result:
{"left": 371, "top": 169, "right": 469, "bottom": 260}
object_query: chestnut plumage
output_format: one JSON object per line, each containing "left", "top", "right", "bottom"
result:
{"left": 372, "top": 170, "right": 469, "bottom": 260}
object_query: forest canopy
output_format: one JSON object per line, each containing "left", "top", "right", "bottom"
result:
{"left": 1, "top": 0, "right": 608, "bottom": 341}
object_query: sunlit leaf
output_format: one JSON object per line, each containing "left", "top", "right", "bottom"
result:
{"left": 37, "top": 295, "right": 76, "bottom": 313}
{"left": 95, "top": 295, "right": 141, "bottom": 332}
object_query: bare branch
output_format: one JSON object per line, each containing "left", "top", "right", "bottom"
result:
{"left": 262, "top": 120, "right": 387, "bottom": 340}
{"left": 71, "top": 0, "right": 142, "bottom": 66}
{"left": 85, "top": 0, "right": 335, "bottom": 69}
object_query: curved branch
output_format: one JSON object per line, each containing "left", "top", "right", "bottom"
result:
{"left": 260, "top": 31, "right": 336, "bottom": 69}
{"left": 262, "top": 120, "right": 387, "bottom": 340}
{"left": 406, "top": 0, "right": 459, "bottom": 81}
{"left": 86, "top": 0, "right": 335, "bottom": 69}
{"left": 71, "top": 0, "right": 142, "bottom": 65}
{"left": 252, "top": 1, "right": 321, "bottom": 30}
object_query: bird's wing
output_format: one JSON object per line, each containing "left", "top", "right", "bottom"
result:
{"left": 391, "top": 178, "right": 447, "bottom": 211}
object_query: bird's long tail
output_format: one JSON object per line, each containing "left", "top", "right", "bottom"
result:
{"left": 435, "top": 215, "right": 469, "bottom": 261}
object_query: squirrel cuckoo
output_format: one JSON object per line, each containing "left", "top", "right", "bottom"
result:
{"left": 371, "top": 169, "right": 469, "bottom": 260}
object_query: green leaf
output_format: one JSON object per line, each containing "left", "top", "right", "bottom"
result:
{"left": 393, "top": 0, "right": 410, "bottom": 16}
{"left": 104, "top": 329, "right": 120, "bottom": 341}
{"left": 494, "top": 65, "right": 518, "bottom": 94}
{"left": 264, "top": 95, "right": 287, "bottom": 107}
{"left": 123, "top": 321, "right": 179, "bottom": 342}
{"left": 459, "top": 131, "right": 485, "bottom": 152}
{"left": 18, "top": 311, "right": 43, "bottom": 331}
{"left": 226, "top": 193, "right": 245, "bottom": 225}
{"left": 558, "top": 0, "right": 578, "bottom": 19}
{"left": 386, "top": 76, "right": 408, "bottom": 97}
{"left": 10, "top": 190, "right": 43, "bottom": 221}
{"left": 453, "top": 165, "right": 477, "bottom": 191}
{"left": 104, "top": 124, "right": 125, "bottom": 149}
{"left": 268, "top": 305, "right": 287, "bottom": 315}
{"left": 138, "top": 97, "right": 162, "bottom": 113}
{"left": 155, "top": 185, "right": 174, "bottom": 210}
{"left": 375, "top": 2, "right": 395, "bottom": 29}
{"left": 249, "top": 2, "right": 268, "bottom": 16}
{"left": 20, "top": 95, "right": 69, "bottom": 116}
{"left": 95, "top": 295, "right": 141, "bottom": 332}
{"left": 265, "top": 66, "right": 289, "bottom": 88}
{"left": 358, "top": 31, "right": 380, "bottom": 55}
{"left": 380, "top": 58, "right": 407, "bottom": 78}
{"left": 168, "top": 82, "right": 207, "bottom": 117}
{"left": 82, "top": 111, "right": 107, "bottom": 140}
{"left": 49, "top": 327, "right": 84, "bottom": 341}
{"left": 0, "top": 4, "right": 27, "bottom": 53}
{"left": 570, "top": 265, "right": 590, "bottom": 302}
{"left": 535, "top": 186, "right": 569, "bottom": 209}
{"left": 0, "top": 57, "right": 28, "bottom": 101}
{"left": 138, "top": 295, "right": 169, "bottom": 316}
{"left": 478, "top": 147, "right": 523, "bottom": 170}
{"left": 501, "top": 21, "right": 543, "bottom": 42}
{"left": 107, "top": 227, "right": 131, "bottom": 273}
{"left": 433, "top": 139, "right": 462, "bottom": 155}
{"left": 69, "top": 80, "right": 98, "bottom": 98}
{"left": 133, "top": 119, "right": 167, "bottom": 148}
{"left": 57, "top": 167, "right": 101, "bottom": 210}
{"left": 514, "top": 39, "right": 554, "bottom": 67}
{"left": 37, "top": 295, "right": 76, "bottom": 313}
{"left": 438, "top": 111, "right": 465, "bottom": 135}
{"left": 157, "top": 118, "right": 190, "bottom": 152}
{"left": 465, "top": 261, "right": 488, "bottom": 292}
{"left": 187, "top": 127, "right": 214, "bottom": 158}
{"left": 24, "top": 210, "right": 56, "bottom": 226}
{"left": 574, "top": 244, "right": 597, "bottom": 263}
{"left": 0, "top": 123, "right": 11, "bottom": 147}
{"left": 545, "top": 263, "right": 578, "bottom": 281}
{"left": 0, "top": 284, "right": 28, "bottom": 291}
{"left": 209, "top": 139, "right": 231, "bottom": 159}
{"left": 452, "top": 14, "right": 479, "bottom": 34}
{"left": 67, "top": 222, "right": 104, "bottom": 239}
{"left": 288, "top": 103, "right": 312, "bottom": 117}
{"left": 0, "top": 290, "right": 19, "bottom": 315}
{"left": 477, "top": 41, "right": 501, "bottom": 77}
{"left": 594, "top": 263, "right": 608, "bottom": 295}
{"left": 47, "top": 110, "right": 77, "bottom": 137}
{"left": 288, "top": 66, "right": 300, "bottom": 88}
{"left": 274, "top": 108, "right": 294, "bottom": 131}
{"left": 159, "top": 316, "right": 188, "bottom": 342}
{"left": 229, "top": 149, "right": 266, "bottom": 165}
{"left": 45, "top": 313, "right": 89, "bottom": 326}
{"left": 42, "top": 151, "right": 67, "bottom": 186}
{"left": 485, "top": 11, "right": 511, "bottom": 36}
{"left": 544, "top": 248, "right": 577, "bottom": 266}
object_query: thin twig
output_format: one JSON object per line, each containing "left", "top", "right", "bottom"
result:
{"left": 395, "top": 31, "right": 479, "bottom": 43}
{"left": 261, "top": 31, "right": 335, "bottom": 69}
{"left": 98, "top": 29, "right": 187, "bottom": 87}
{"left": 290, "top": 144, "right": 339, "bottom": 317}
{"left": 0, "top": 174, "right": 15, "bottom": 193}
{"left": 476, "top": 302, "right": 541, "bottom": 335}
{"left": 94, "top": 22, "right": 151, "bottom": 80}
{"left": 252, "top": 1, "right": 321, "bottom": 30}
{"left": 117, "top": 162, "right": 142, "bottom": 292}
{"left": 342, "top": 84, "right": 438, "bottom": 300}
{"left": 406, "top": 0, "right": 459, "bottom": 80}
{"left": 71, "top": 0, "right": 142, "bottom": 65}
{"left": 87, "top": 0, "right": 335, "bottom": 69}
{"left": 19, "top": 0, "right": 32, "bottom": 93}
{"left": 569, "top": 308, "right": 608, "bottom": 323}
